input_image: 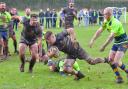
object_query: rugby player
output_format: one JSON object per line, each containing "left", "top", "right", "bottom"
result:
{"left": 47, "top": 58, "right": 85, "bottom": 80}
{"left": 44, "top": 31, "right": 106, "bottom": 80}
{"left": 19, "top": 14, "right": 42, "bottom": 73}
{"left": 0, "top": 2, "right": 11, "bottom": 59}
{"left": 8, "top": 8, "right": 19, "bottom": 54}
{"left": 61, "top": 2, "right": 77, "bottom": 43}
{"left": 89, "top": 7, "right": 128, "bottom": 83}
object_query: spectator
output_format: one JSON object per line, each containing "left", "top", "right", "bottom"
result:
{"left": 89, "top": 9, "right": 93, "bottom": 24}
{"left": 59, "top": 8, "right": 64, "bottom": 28}
{"left": 92, "top": 10, "right": 98, "bottom": 24}
{"left": 113, "top": 8, "right": 117, "bottom": 18}
{"left": 77, "top": 9, "right": 84, "bottom": 26}
{"left": 52, "top": 9, "right": 57, "bottom": 28}
{"left": 117, "top": 9, "right": 122, "bottom": 20}
{"left": 98, "top": 9, "right": 104, "bottom": 25}
{"left": 45, "top": 8, "right": 51, "bottom": 29}
{"left": 50, "top": 10, "right": 53, "bottom": 27}
{"left": 39, "top": 9, "right": 45, "bottom": 26}
{"left": 83, "top": 8, "right": 89, "bottom": 27}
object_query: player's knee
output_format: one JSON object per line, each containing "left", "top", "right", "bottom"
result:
{"left": 113, "top": 60, "right": 122, "bottom": 66}
{"left": 19, "top": 49, "right": 24, "bottom": 56}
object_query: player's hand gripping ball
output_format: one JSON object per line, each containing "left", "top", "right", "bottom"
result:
{"left": 48, "top": 46, "right": 60, "bottom": 58}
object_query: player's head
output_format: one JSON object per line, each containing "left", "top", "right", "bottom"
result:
{"left": 40, "top": 9, "right": 43, "bottom": 12}
{"left": 47, "top": 8, "right": 50, "bottom": 11}
{"left": 0, "top": 2, "right": 6, "bottom": 12}
{"left": 53, "top": 9, "right": 55, "bottom": 13}
{"left": 25, "top": 8, "right": 31, "bottom": 16}
{"left": 68, "top": 2, "right": 74, "bottom": 8}
{"left": 103, "top": 7, "right": 113, "bottom": 20}
{"left": 44, "top": 31, "right": 56, "bottom": 45}
{"left": 30, "top": 14, "right": 38, "bottom": 26}
{"left": 10, "top": 8, "right": 17, "bottom": 14}
{"left": 47, "top": 59, "right": 56, "bottom": 72}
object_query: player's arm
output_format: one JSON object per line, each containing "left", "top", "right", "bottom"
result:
{"left": 66, "top": 28, "right": 76, "bottom": 43}
{"left": 19, "top": 16, "right": 28, "bottom": 25}
{"left": 73, "top": 9, "right": 77, "bottom": 20}
{"left": 100, "top": 32, "right": 114, "bottom": 52}
{"left": 89, "top": 27, "right": 103, "bottom": 48}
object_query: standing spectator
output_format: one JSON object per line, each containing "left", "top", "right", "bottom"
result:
{"left": 59, "top": 8, "right": 64, "bottom": 28}
{"left": 50, "top": 10, "right": 53, "bottom": 28}
{"left": 83, "top": 8, "right": 89, "bottom": 27}
{"left": 117, "top": 9, "right": 122, "bottom": 20}
{"left": 89, "top": 9, "right": 93, "bottom": 25}
{"left": 92, "top": 10, "right": 98, "bottom": 24}
{"left": 113, "top": 8, "right": 117, "bottom": 18}
{"left": 39, "top": 9, "right": 45, "bottom": 26}
{"left": 52, "top": 9, "right": 57, "bottom": 28}
{"left": 98, "top": 9, "right": 104, "bottom": 25}
{"left": 45, "top": 8, "right": 51, "bottom": 29}
{"left": 77, "top": 9, "right": 84, "bottom": 26}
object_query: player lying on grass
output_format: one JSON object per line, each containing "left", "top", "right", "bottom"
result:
{"left": 42, "top": 46, "right": 85, "bottom": 80}
{"left": 43, "top": 30, "right": 107, "bottom": 80}
{"left": 47, "top": 57, "right": 85, "bottom": 80}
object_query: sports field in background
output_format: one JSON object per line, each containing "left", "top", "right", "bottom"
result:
{"left": 0, "top": 12, "right": 128, "bottom": 89}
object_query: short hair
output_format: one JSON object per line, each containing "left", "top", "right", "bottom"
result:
{"left": 44, "top": 31, "right": 53, "bottom": 40}
{"left": 30, "top": 14, "right": 38, "bottom": 18}
{"left": 104, "top": 7, "right": 113, "bottom": 15}
{"left": 25, "top": 8, "right": 31, "bottom": 11}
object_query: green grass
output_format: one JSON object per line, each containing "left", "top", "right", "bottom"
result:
{"left": 1, "top": 14, "right": 128, "bottom": 89}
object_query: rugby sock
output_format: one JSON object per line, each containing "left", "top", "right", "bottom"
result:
{"left": 119, "top": 63, "right": 128, "bottom": 73}
{"left": 29, "top": 58, "right": 36, "bottom": 71}
{"left": 0, "top": 44, "right": 2, "bottom": 55}
{"left": 20, "top": 55, "right": 25, "bottom": 65}
{"left": 4, "top": 46, "right": 8, "bottom": 56}
{"left": 13, "top": 39, "right": 17, "bottom": 52}
{"left": 111, "top": 64, "right": 121, "bottom": 77}
{"left": 73, "top": 63, "right": 80, "bottom": 71}
{"left": 75, "top": 71, "right": 85, "bottom": 80}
